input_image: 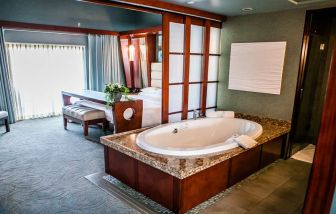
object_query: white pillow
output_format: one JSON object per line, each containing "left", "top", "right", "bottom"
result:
{"left": 138, "top": 92, "right": 161, "bottom": 98}
{"left": 141, "top": 87, "right": 161, "bottom": 94}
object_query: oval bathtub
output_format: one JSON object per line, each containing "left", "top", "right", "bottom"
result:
{"left": 136, "top": 118, "right": 263, "bottom": 157}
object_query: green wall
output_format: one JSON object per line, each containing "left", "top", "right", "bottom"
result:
{"left": 217, "top": 10, "right": 306, "bottom": 120}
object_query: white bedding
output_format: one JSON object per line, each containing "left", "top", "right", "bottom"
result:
{"left": 74, "top": 93, "right": 162, "bottom": 127}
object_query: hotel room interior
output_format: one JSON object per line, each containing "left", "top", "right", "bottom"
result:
{"left": 0, "top": 0, "right": 335, "bottom": 213}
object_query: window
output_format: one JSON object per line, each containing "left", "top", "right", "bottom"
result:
{"left": 6, "top": 43, "right": 85, "bottom": 120}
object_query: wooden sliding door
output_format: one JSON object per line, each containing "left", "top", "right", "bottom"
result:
{"left": 162, "top": 13, "right": 222, "bottom": 123}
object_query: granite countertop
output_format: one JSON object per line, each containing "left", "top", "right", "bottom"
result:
{"left": 100, "top": 114, "right": 291, "bottom": 179}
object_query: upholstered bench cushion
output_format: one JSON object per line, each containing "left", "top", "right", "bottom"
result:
{"left": 62, "top": 105, "right": 105, "bottom": 121}
{"left": 0, "top": 111, "right": 8, "bottom": 119}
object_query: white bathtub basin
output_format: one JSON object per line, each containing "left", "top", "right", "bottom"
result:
{"left": 136, "top": 118, "right": 263, "bottom": 157}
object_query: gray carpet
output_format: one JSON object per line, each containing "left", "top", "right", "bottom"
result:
{"left": 0, "top": 117, "right": 138, "bottom": 214}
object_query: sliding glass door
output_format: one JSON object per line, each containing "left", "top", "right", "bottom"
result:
{"left": 6, "top": 43, "right": 85, "bottom": 120}
{"left": 161, "top": 13, "right": 222, "bottom": 123}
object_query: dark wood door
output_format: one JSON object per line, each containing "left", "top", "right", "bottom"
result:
{"left": 303, "top": 42, "right": 336, "bottom": 213}
{"left": 291, "top": 10, "right": 336, "bottom": 145}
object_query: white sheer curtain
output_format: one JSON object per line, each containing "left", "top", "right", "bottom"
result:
{"left": 6, "top": 43, "right": 85, "bottom": 120}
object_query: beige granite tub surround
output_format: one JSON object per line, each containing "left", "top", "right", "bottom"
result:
{"left": 100, "top": 115, "right": 291, "bottom": 179}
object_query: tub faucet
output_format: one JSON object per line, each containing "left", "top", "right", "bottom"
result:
{"left": 193, "top": 109, "right": 200, "bottom": 120}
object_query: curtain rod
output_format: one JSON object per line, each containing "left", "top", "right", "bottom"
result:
{"left": 4, "top": 28, "right": 88, "bottom": 37}
{"left": 0, "top": 20, "right": 120, "bottom": 36}
{"left": 6, "top": 42, "right": 86, "bottom": 48}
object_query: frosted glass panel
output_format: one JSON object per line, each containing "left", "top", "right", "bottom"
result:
{"left": 206, "top": 108, "right": 216, "bottom": 115}
{"left": 169, "top": 113, "right": 182, "bottom": 123}
{"left": 209, "top": 27, "right": 221, "bottom": 54}
{"left": 208, "top": 56, "right": 219, "bottom": 81}
{"left": 169, "top": 54, "right": 184, "bottom": 83}
{"left": 188, "top": 84, "right": 201, "bottom": 110}
{"left": 189, "top": 55, "right": 202, "bottom": 82}
{"left": 206, "top": 83, "right": 217, "bottom": 107}
{"left": 228, "top": 42, "right": 286, "bottom": 95}
{"left": 169, "top": 22, "right": 184, "bottom": 53}
{"left": 190, "top": 25, "right": 204, "bottom": 53}
{"left": 169, "top": 85, "right": 183, "bottom": 113}
{"left": 187, "top": 112, "right": 194, "bottom": 119}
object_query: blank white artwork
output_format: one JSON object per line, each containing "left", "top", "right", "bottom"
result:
{"left": 228, "top": 42, "right": 286, "bottom": 95}
{"left": 169, "top": 22, "right": 185, "bottom": 53}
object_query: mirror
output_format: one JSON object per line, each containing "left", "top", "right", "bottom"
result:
{"left": 120, "top": 29, "right": 162, "bottom": 91}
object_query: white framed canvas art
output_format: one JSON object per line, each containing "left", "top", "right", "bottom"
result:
{"left": 228, "top": 42, "right": 287, "bottom": 95}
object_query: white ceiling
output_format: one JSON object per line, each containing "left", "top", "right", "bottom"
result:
{"left": 160, "top": 0, "right": 336, "bottom": 16}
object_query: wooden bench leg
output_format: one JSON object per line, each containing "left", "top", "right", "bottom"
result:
{"left": 5, "top": 118, "right": 10, "bottom": 132}
{"left": 83, "top": 121, "right": 89, "bottom": 137}
{"left": 63, "top": 117, "right": 68, "bottom": 130}
{"left": 103, "top": 120, "right": 108, "bottom": 133}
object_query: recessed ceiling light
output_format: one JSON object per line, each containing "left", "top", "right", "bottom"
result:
{"left": 187, "top": 1, "right": 195, "bottom": 4}
{"left": 242, "top": 7, "right": 253, "bottom": 12}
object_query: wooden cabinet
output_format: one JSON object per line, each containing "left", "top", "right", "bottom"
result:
{"left": 104, "top": 147, "right": 137, "bottom": 188}
{"left": 178, "top": 160, "right": 230, "bottom": 212}
{"left": 105, "top": 146, "right": 230, "bottom": 214}
{"left": 137, "top": 161, "right": 175, "bottom": 210}
{"left": 260, "top": 136, "right": 283, "bottom": 168}
{"left": 229, "top": 146, "right": 262, "bottom": 186}
{"left": 104, "top": 134, "right": 285, "bottom": 213}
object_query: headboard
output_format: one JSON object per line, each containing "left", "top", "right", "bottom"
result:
{"left": 151, "top": 62, "right": 162, "bottom": 88}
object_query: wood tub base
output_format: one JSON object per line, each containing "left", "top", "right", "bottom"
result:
{"left": 104, "top": 136, "right": 284, "bottom": 214}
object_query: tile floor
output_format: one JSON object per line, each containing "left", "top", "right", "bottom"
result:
{"left": 292, "top": 144, "right": 315, "bottom": 163}
{"left": 201, "top": 158, "right": 311, "bottom": 214}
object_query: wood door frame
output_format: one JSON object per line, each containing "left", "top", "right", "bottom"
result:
{"left": 303, "top": 42, "right": 336, "bottom": 214}
{"left": 200, "top": 20, "right": 211, "bottom": 116}
{"left": 289, "top": 11, "right": 312, "bottom": 145}
{"left": 181, "top": 16, "right": 191, "bottom": 120}
{"left": 290, "top": 8, "right": 336, "bottom": 213}
{"left": 290, "top": 7, "right": 336, "bottom": 147}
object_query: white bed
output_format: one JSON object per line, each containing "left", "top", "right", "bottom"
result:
{"left": 74, "top": 62, "right": 163, "bottom": 128}
{"left": 74, "top": 88, "right": 162, "bottom": 127}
